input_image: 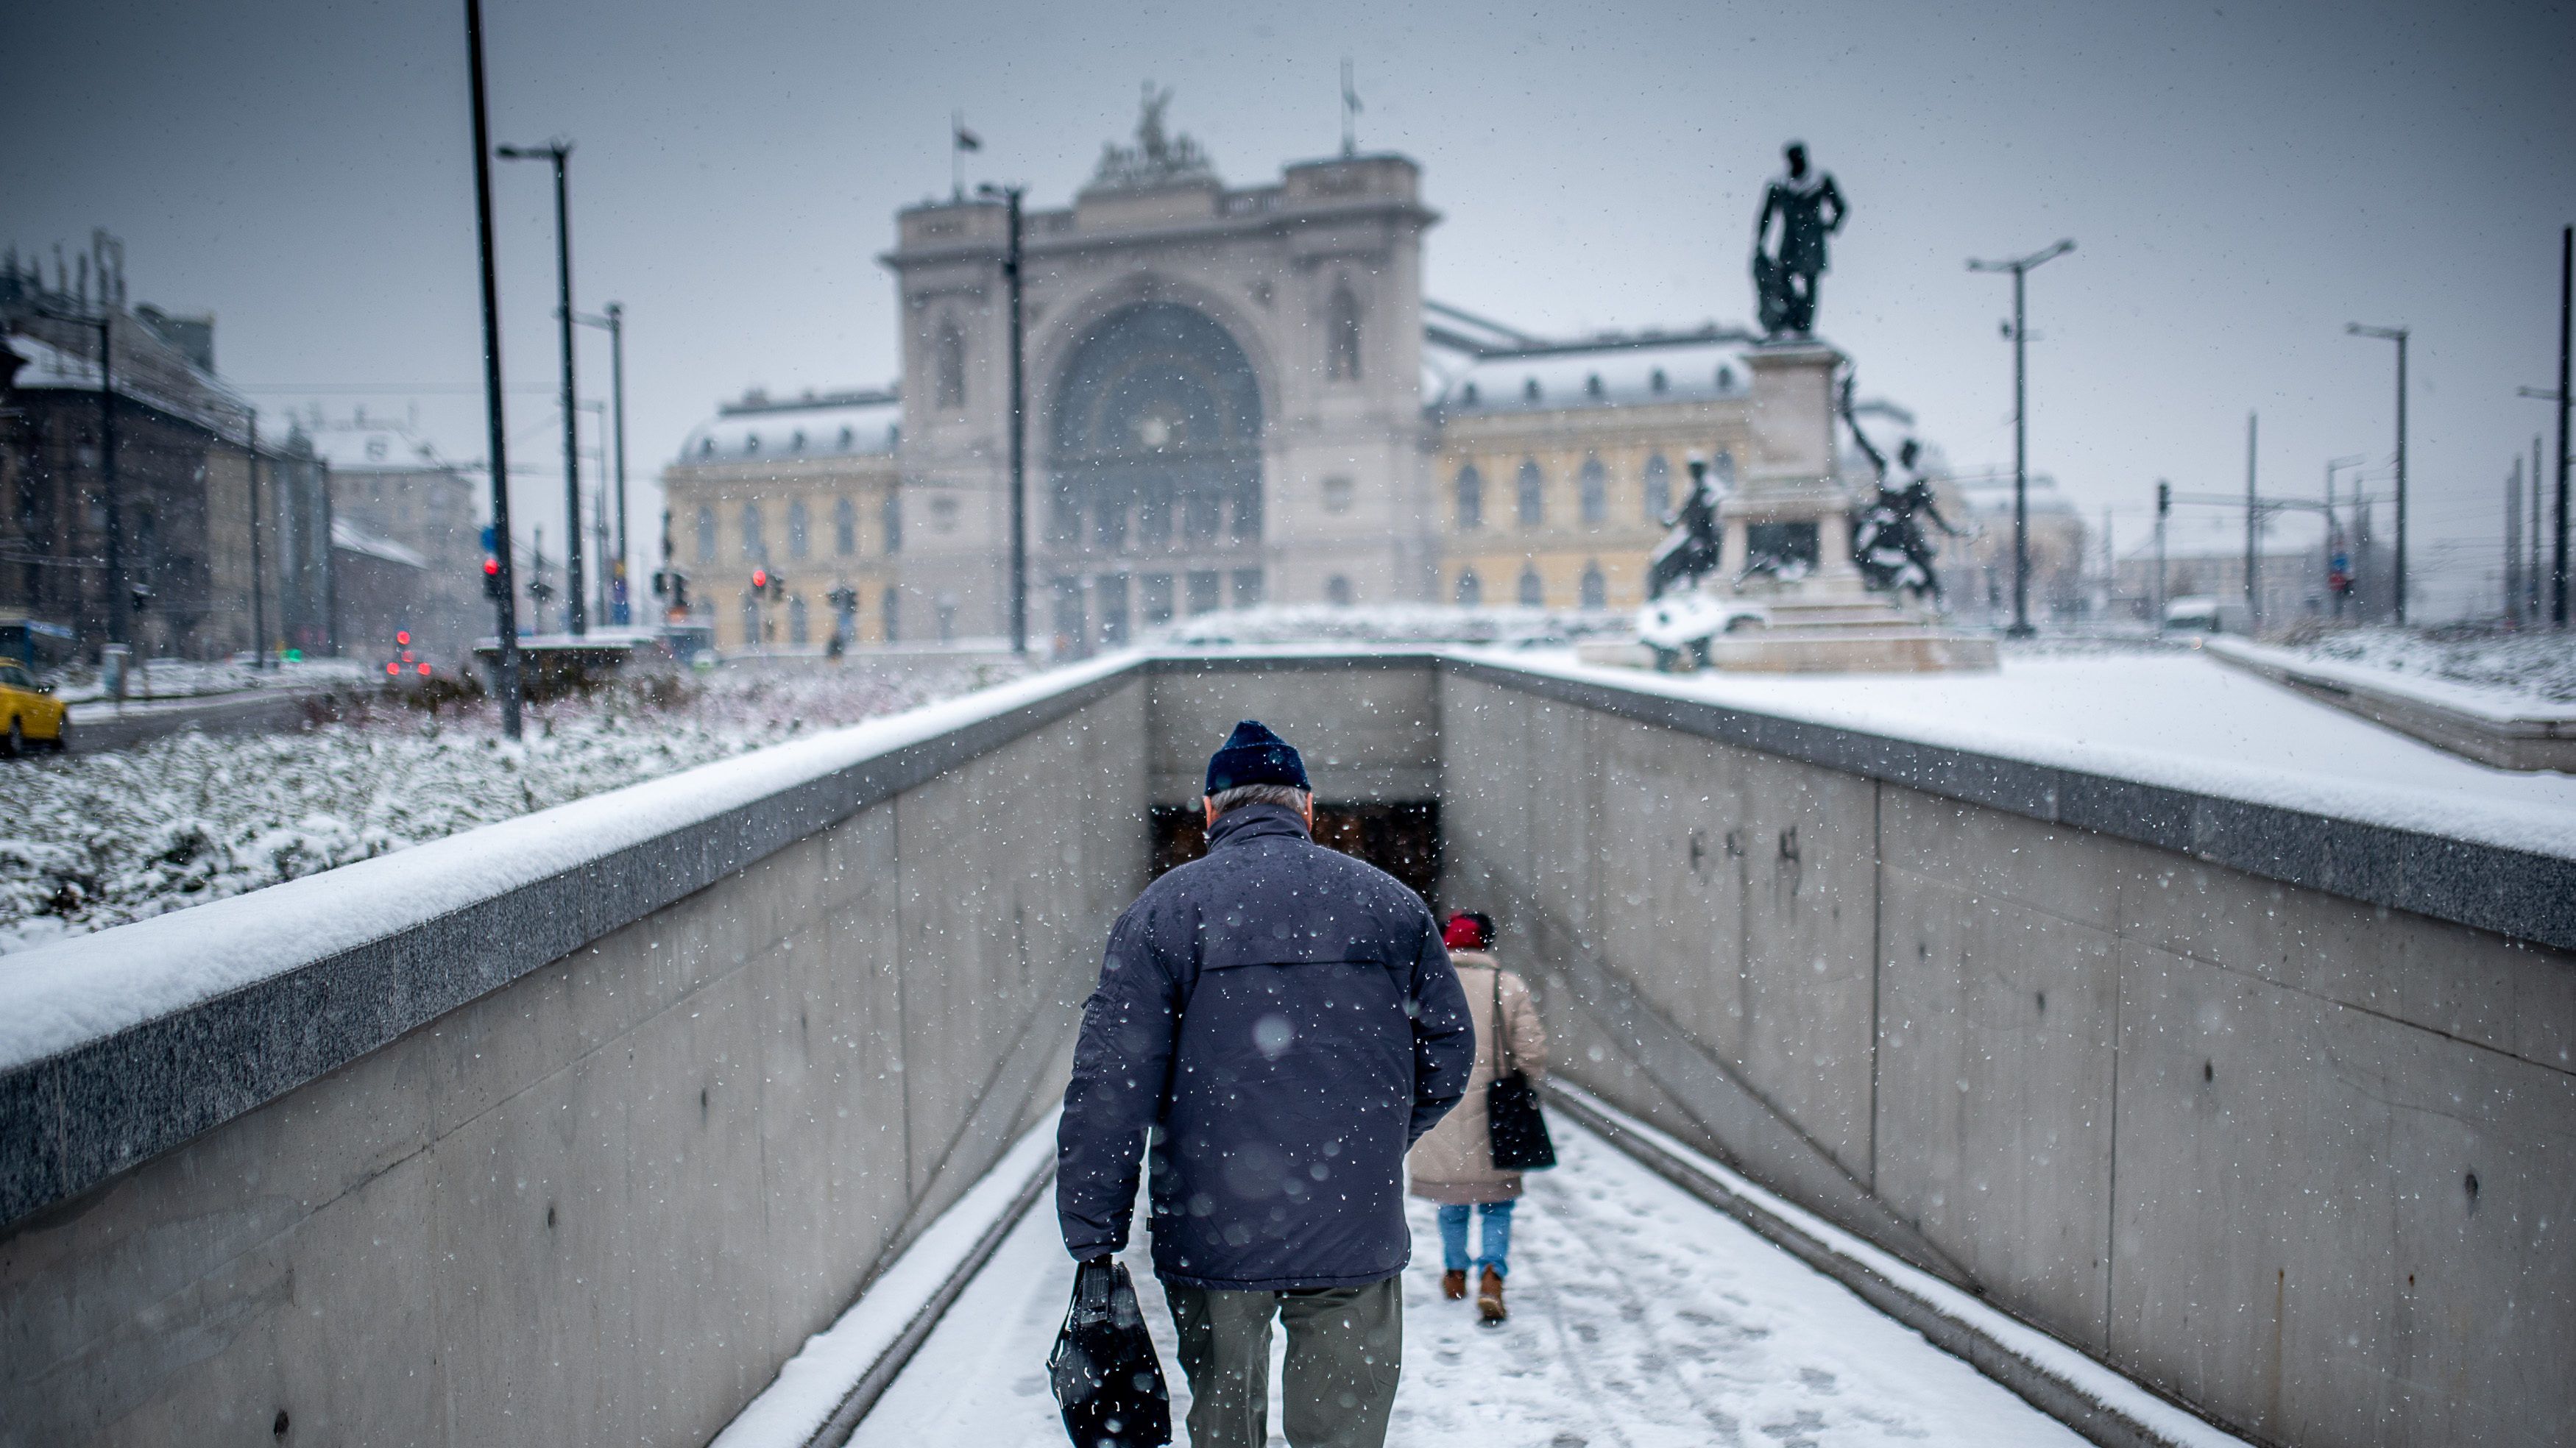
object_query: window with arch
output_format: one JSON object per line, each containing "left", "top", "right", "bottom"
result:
{"left": 1643, "top": 453, "right": 1672, "bottom": 521}
{"left": 695, "top": 505, "right": 717, "bottom": 563}
{"left": 1516, "top": 460, "right": 1544, "bottom": 526}
{"left": 935, "top": 316, "right": 966, "bottom": 409}
{"left": 741, "top": 593, "right": 760, "bottom": 649}
{"left": 740, "top": 502, "right": 765, "bottom": 561}
{"left": 1455, "top": 465, "right": 1484, "bottom": 530}
{"left": 835, "top": 497, "right": 857, "bottom": 556}
{"left": 1454, "top": 569, "right": 1482, "bottom": 606}
{"left": 788, "top": 594, "right": 810, "bottom": 646}
{"left": 1580, "top": 561, "right": 1607, "bottom": 609}
{"left": 881, "top": 494, "right": 902, "bottom": 554}
{"left": 1326, "top": 280, "right": 1362, "bottom": 381}
{"left": 787, "top": 500, "right": 810, "bottom": 559}
{"left": 1579, "top": 456, "right": 1607, "bottom": 525}
{"left": 1518, "top": 564, "right": 1544, "bottom": 606}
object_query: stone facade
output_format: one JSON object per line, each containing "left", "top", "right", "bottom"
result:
{"left": 882, "top": 138, "right": 1437, "bottom": 648}
{"left": 662, "top": 391, "right": 902, "bottom": 649}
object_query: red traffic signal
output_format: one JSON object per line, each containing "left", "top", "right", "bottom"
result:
{"left": 395, "top": 630, "right": 411, "bottom": 647}
{"left": 483, "top": 556, "right": 506, "bottom": 599}
{"left": 385, "top": 661, "right": 400, "bottom": 676}
{"left": 417, "top": 661, "right": 433, "bottom": 677}
{"left": 751, "top": 567, "right": 769, "bottom": 592}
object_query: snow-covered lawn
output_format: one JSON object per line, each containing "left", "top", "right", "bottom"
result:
{"left": 1520, "top": 645, "right": 2576, "bottom": 858}
{"left": 847, "top": 1115, "right": 2087, "bottom": 1447}
{"left": 46, "top": 655, "right": 373, "bottom": 705}
{"left": 2262, "top": 625, "right": 2576, "bottom": 706}
{"left": 0, "top": 659, "right": 1022, "bottom": 954}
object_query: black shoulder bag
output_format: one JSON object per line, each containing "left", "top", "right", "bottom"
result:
{"left": 1485, "top": 968, "right": 1557, "bottom": 1171}
{"left": 1048, "top": 1257, "right": 1172, "bottom": 1448}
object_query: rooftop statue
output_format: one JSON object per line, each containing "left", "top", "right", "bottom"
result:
{"left": 1089, "top": 82, "right": 1220, "bottom": 193}
{"left": 1752, "top": 141, "right": 1847, "bottom": 338}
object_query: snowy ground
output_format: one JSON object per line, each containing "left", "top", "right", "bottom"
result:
{"left": 849, "top": 1116, "right": 2083, "bottom": 1448}
{"left": 0, "top": 659, "right": 1022, "bottom": 954}
{"left": 1520, "top": 645, "right": 2576, "bottom": 859}
{"left": 2255, "top": 624, "right": 2576, "bottom": 706}
{"left": 44, "top": 655, "right": 372, "bottom": 704}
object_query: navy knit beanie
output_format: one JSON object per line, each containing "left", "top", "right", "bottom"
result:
{"left": 1204, "top": 720, "right": 1310, "bottom": 795}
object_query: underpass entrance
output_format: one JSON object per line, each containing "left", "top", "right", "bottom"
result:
{"left": 1147, "top": 801, "right": 1442, "bottom": 908}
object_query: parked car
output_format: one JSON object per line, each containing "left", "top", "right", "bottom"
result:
{"left": 0, "top": 661, "right": 68, "bottom": 754}
{"left": 2161, "top": 595, "right": 2248, "bottom": 635}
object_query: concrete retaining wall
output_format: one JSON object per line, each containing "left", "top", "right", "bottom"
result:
{"left": 1, "top": 669, "right": 1145, "bottom": 1447}
{"left": 1437, "top": 661, "right": 2576, "bottom": 1448}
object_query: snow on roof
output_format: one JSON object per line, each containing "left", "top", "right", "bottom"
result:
{"left": 3, "top": 327, "right": 252, "bottom": 442}
{"left": 305, "top": 422, "right": 453, "bottom": 472}
{"left": 680, "top": 392, "right": 901, "bottom": 464}
{"left": 330, "top": 517, "right": 428, "bottom": 569}
{"left": 1429, "top": 336, "right": 1755, "bottom": 414}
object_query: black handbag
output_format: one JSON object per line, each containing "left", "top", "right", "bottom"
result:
{"left": 1048, "top": 1257, "right": 1172, "bottom": 1448}
{"left": 1485, "top": 967, "right": 1557, "bottom": 1172}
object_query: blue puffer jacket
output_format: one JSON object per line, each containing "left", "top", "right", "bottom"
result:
{"left": 1058, "top": 803, "right": 1476, "bottom": 1291}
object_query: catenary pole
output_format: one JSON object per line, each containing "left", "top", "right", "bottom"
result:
{"left": 1967, "top": 239, "right": 2071, "bottom": 638}
{"left": 2555, "top": 225, "right": 2571, "bottom": 626}
{"left": 461, "top": 0, "right": 522, "bottom": 738}
{"left": 2347, "top": 322, "right": 2410, "bottom": 623}
{"left": 980, "top": 181, "right": 1028, "bottom": 654}
{"left": 500, "top": 141, "right": 584, "bottom": 636}
{"left": 247, "top": 408, "right": 266, "bottom": 664}
{"left": 2244, "top": 412, "right": 2259, "bottom": 625}
{"left": 609, "top": 302, "right": 628, "bottom": 625}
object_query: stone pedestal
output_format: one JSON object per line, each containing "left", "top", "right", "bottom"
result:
{"left": 1628, "top": 337, "right": 1995, "bottom": 674}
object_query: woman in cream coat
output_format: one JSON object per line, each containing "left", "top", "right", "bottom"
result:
{"left": 1408, "top": 912, "right": 1548, "bottom": 1324}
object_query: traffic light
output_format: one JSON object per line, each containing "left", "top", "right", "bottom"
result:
{"left": 750, "top": 569, "right": 785, "bottom": 601}
{"left": 483, "top": 555, "right": 506, "bottom": 598}
{"left": 2156, "top": 480, "right": 2171, "bottom": 518}
{"left": 751, "top": 567, "right": 768, "bottom": 593}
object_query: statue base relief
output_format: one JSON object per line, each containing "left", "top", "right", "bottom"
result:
{"left": 1584, "top": 337, "right": 1995, "bottom": 675}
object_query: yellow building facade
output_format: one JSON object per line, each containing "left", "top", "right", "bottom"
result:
{"left": 659, "top": 391, "right": 903, "bottom": 651}
{"left": 1428, "top": 335, "right": 1756, "bottom": 611}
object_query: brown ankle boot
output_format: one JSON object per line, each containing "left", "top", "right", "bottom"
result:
{"left": 1441, "top": 1268, "right": 1467, "bottom": 1300}
{"left": 1476, "top": 1266, "right": 1507, "bottom": 1324}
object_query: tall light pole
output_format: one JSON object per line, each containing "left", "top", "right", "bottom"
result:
{"left": 1968, "top": 238, "right": 2075, "bottom": 638}
{"left": 245, "top": 405, "right": 266, "bottom": 665}
{"left": 499, "top": 138, "right": 584, "bottom": 637}
{"left": 2555, "top": 225, "right": 2571, "bottom": 627}
{"left": 575, "top": 301, "right": 629, "bottom": 625}
{"left": 461, "top": 0, "right": 521, "bottom": 737}
{"left": 2346, "top": 322, "right": 2409, "bottom": 624}
{"left": 977, "top": 181, "right": 1028, "bottom": 655}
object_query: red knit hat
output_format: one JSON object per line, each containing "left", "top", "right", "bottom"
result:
{"left": 1443, "top": 912, "right": 1493, "bottom": 951}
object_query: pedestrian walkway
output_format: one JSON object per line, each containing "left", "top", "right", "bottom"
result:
{"left": 849, "top": 1116, "right": 2085, "bottom": 1447}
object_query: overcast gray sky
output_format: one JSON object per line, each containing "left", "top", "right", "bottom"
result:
{"left": 7, "top": 0, "right": 2572, "bottom": 613}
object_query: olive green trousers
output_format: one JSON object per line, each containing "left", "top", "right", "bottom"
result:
{"left": 1162, "top": 1276, "right": 1403, "bottom": 1448}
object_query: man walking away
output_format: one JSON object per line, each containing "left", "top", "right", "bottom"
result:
{"left": 1058, "top": 720, "right": 1476, "bottom": 1448}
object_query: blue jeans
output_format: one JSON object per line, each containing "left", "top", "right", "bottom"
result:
{"left": 1436, "top": 1200, "right": 1515, "bottom": 1277}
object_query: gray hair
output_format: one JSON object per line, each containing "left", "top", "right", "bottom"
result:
{"left": 1206, "top": 782, "right": 1312, "bottom": 816}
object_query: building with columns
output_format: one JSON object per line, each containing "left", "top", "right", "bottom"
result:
{"left": 663, "top": 96, "right": 1931, "bottom": 653}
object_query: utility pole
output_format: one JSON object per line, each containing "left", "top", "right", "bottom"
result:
{"left": 462, "top": 0, "right": 522, "bottom": 738}
{"left": 2507, "top": 458, "right": 2524, "bottom": 622}
{"left": 247, "top": 408, "right": 266, "bottom": 665}
{"left": 2244, "top": 412, "right": 2260, "bottom": 627}
{"left": 1968, "top": 238, "right": 2074, "bottom": 639}
{"left": 2555, "top": 225, "right": 2571, "bottom": 626}
{"left": 499, "top": 138, "right": 584, "bottom": 636}
{"left": 576, "top": 302, "right": 629, "bottom": 625}
{"left": 2347, "top": 322, "right": 2410, "bottom": 623}
{"left": 2154, "top": 479, "right": 2170, "bottom": 625}
{"left": 978, "top": 181, "right": 1028, "bottom": 654}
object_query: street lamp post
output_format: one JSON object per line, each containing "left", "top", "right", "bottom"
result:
{"left": 575, "top": 302, "right": 629, "bottom": 625}
{"left": 2555, "top": 225, "right": 2572, "bottom": 627}
{"left": 459, "top": 0, "right": 523, "bottom": 739}
{"left": 2346, "top": 322, "right": 2410, "bottom": 625}
{"left": 1967, "top": 239, "right": 2075, "bottom": 638}
{"left": 977, "top": 181, "right": 1029, "bottom": 655}
{"left": 498, "top": 138, "right": 585, "bottom": 638}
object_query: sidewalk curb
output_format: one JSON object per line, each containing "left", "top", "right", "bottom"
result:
{"left": 1547, "top": 1082, "right": 2256, "bottom": 1448}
